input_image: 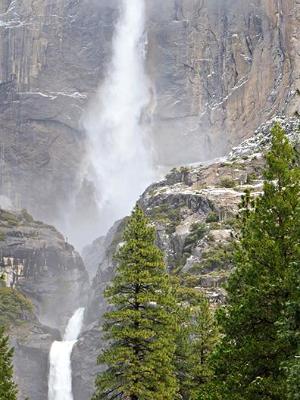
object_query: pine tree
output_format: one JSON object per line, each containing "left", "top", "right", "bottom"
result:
{"left": 280, "top": 236, "right": 300, "bottom": 400}
{"left": 174, "top": 285, "right": 218, "bottom": 400}
{"left": 211, "top": 123, "right": 300, "bottom": 399}
{"left": 93, "top": 206, "right": 178, "bottom": 400}
{"left": 0, "top": 326, "right": 18, "bottom": 400}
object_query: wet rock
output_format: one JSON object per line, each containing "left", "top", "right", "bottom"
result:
{"left": 12, "top": 322, "right": 60, "bottom": 400}
{"left": 72, "top": 322, "right": 104, "bottom": 400}
{"left": 82, "top": 236, "right": 106, "bottom": 280}
{"left": 0, "top": 209, "right": 89, "bottom": 330}
{"left": 0, "top": 209, "right": 89, "bottom": 400}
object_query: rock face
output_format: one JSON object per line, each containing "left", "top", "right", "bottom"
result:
{"left": 146, "top": 0, "right": 300, "bottom": 163}
{"left": 12, "top": 320, "right": 60, "bottom": 400}
{"left": 82, "top": 236, "right": 106, "bottom": 280}
{"left": 0, "top": 0, "right": 119, "bottom": 230}
{"left": 0, "top": 209, "right": 89, "bottom": 329}
{"left": 73, "top": 117, "right": 300, "bottom": 400}
{"left": 0, "top": 208, "right": 89, "bottom": 400}
{"left": 0, "top": 0, "right": 299, "bottom": 396}
{"left": 0, "top": 0, "right": 299, "bottom": 235}
{"left": 0, "top": 283, "right": 60, "bottom": 400}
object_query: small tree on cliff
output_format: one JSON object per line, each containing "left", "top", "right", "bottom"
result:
{"left": 211, "top": 123, "right": 300, "bottom": 399}
{"left": 93, "top": 206, "right": 178, "bottom": 400}
{"left": 0, "top": 326, "right": 18, "bottom": 400}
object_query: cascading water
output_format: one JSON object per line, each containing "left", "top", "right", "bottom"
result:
{"left": 48, "top": 308, "right": 85, "bottom": 400}
{"left": 81, "top": 0, "right": 156, "bottom": 241}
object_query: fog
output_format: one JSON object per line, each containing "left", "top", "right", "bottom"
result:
{"left": 68, "top": 0, "right": 157, "bottom": 249}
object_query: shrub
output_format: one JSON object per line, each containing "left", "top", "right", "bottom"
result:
{"left": 183, "top": 223, "right": 207, "bottom": 257}
{"left": 206, "top": 212, "right": 220, "bottom": 223}
{"left": 0, "top": 211, "right": 19, "bottom": 227}
{"left": 0, "top": 288, "right": 33, "bottom": 327}
{"left": 189, "top": 245, "right": 234, "bottom": 275}
{"left": 246, "top": 172, "right": 257, "bottom": 184}
{"left": 219, "top": 178, "right": 236, "bottom": 188}
{"left": 20, "top": 209, "right": 34, "bottom": 223}
{"left": 150, "top": 204, "right": 181, "bottom": 234}
{"left": 186, "top": 223, "right": 207, "bottom": 244}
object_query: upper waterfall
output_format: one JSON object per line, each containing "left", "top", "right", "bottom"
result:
{"left": 82, "top": 0, "right": 155, "bottom": 241}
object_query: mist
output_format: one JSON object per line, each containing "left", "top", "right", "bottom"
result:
{"left": 71, "top": 0, "right": 156, "bottom": 248}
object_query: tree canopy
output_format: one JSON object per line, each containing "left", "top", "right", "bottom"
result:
{"left": 211, "top": 123, "right": 300, "bottom": 399}
{"left": 93, "top": 206, "right": 178, "bottom": 400}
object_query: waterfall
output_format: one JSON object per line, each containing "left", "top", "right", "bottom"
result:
{"left": 48, "top": 308, "right": 85, "bottom": 400}
{"left": 81, "top": 0, "right": 155, "bottom": 241}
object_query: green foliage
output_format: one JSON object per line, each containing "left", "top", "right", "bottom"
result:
{"left": 180, "top": 166, "right": 189, "bottom": 174}
{"left": 0, "top": 273, "right": 6, "bottom": 288}
{"left": 183, "top": 223, "right": 207, "bottom": 256}
{"left": 0, "top": 326, "right": 18, "bottom": 400}
{"left": 223, "top": 217, "right": 239, "bottom": 229}
{"left": 109, "top": 217, "right": 130, "bottom": 251}
{"left": 190, "top": 244, "right": 234, "bottom": 274}
{"left": 221, "top": 161, "right": 247, "bottom": 170}
{"left": 150, "top": 203, "right": 181, "bottom": 234}
{"left": 0, "top": 288, "right": 33, "bottom": 327}
{"left": 20, "top": 209, "right": 34, "bottom": 223}
{"left": 205, "top": 212, "right": 219, "bottom": 223}
{"left": 284, "top": 356, "right": 300, "bottom": 400}
{"left": 187, "top": 223, "right": 207, "bottom": 242}
{"left": 174, "top": 284, "right": 219, "bottom": 400}
{"left": 210, "top": 123, "right": 300, "bottom": 399}
{"left": 0, "top": 211, "right": 19, "bottom": 227}
{"left": 246, "top": 172, "right": 257, "bottom": 184}
{"left": 93, "top": 206, "right": 178, "bottom": 400}
{"left": 219, "top": 177, "right": 236, "bottom": 188}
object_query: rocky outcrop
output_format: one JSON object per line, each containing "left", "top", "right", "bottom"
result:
{"left": 82, "top": 236, "right": 106, "bottom": 280}
{"left": 0, "top": 284, "right": 61, "bottom": 400}
{"left": 72, "top": 322, "right": 104, "bottom": 400}
{"left": 0, "top": 208, "right": 89, "bottom": 400}
{"left": 138, "top": 117, "right": 299, "bottom": 292}
{"left": 12, "top": 320, "right": 59, "bottom": 400}
{"left": 73, "top": 117, "right": 300, "bottom": 399}
{"left": 146, "top": 0, "right": 299, "bottom": 164}
{"left": 0, "top": 284, "right": 59, "bottom": 400}
{"left": 0, "top": 209, "right": 89, "bottom": 329}
{"left": 0, "top": 0, "right": 298, "bottom": 242}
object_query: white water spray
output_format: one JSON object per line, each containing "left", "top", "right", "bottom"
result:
{"left": 48, "top": 308, "right": 85, "bottom": 400}
{"left": 82, "top": 0, "right": 155, "bottom": 237}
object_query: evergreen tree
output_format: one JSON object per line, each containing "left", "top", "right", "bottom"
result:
{"left": 0, "top": 326, "right": 18, "bottom": 400}
{"left": 280, "top": 239, "right": 300, "bottom": 400}
{"left": 211, "top": 123, "right": 300, "bottom": 399}
{"left": 93, "top": 206, "right": 178, "bottom": 400}
{"left": 174, "top": 285, "right": 218, "bottom": 400}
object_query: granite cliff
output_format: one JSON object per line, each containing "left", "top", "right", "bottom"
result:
{"left": 0, "top": 0, "right": 299, "bottom": 239}
{"left": 0, "top": 208, "right": 89, "bottom": 400}
{"left": 0, "top": 0, "right": 299, "bottom": 398}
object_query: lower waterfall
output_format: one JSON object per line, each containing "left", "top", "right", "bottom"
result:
{"left": 48, "top": 308, "right": 85, "bottom": 400}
